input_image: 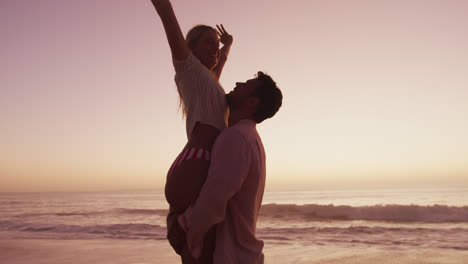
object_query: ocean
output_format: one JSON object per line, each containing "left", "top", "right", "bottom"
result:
{"left": 1, "top": 185, "right": 467, "bottom": 263}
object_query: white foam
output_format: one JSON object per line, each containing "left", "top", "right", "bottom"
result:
{"left": 260, "top": 204, "right": 468, "bottom": 222}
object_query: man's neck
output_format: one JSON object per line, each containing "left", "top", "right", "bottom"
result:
{"left": 228, "top": 111, "right": 253, "bottom": 127}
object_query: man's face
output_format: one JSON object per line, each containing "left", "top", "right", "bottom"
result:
{"left": 226, "top": 78, "right": 260, "bottom": 110}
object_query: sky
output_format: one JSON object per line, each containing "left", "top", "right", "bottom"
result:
{"left": 1, "top": 0, "right": 468, "bottom": 192}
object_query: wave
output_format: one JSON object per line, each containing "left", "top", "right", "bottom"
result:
{"left": 16, "top": 208, "right": 169, "bottom": 218}
{"left": 13, "top": 204, "right": 468, "bottom": 223}
{"left": 2, "top": 220, "right": 467, "bottom": 251}
{"left": 256, "top": 226, "right": 468, "bottom": 250}
{"left": 114, "top": 208, "right": 168, "bottom": 215}
{"left": 260, "top": 204, "right": 468, "bottom": 223}
{"left": 0, "top": 221, "right": 166, "bottom": 240}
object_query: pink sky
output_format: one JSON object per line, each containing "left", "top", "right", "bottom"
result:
{"left": 1, "top": 0, "right": 468, "bottom": 192}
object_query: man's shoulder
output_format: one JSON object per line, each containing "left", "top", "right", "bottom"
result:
{"left": 218, "top": 125, "right": 247, "bottom": 142}
{"left": 222, "top": 120, "right": 257, "bottom": 140}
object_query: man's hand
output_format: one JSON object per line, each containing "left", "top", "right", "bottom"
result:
{"left": 216, "top": 24, "right": 233, "bottom": 47}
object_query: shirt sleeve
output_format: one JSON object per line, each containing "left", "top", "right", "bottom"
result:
{"left": 178, "top": 128, "right": 251, "bottom": 258}
{"left": 172, "top": 52, "right": 196, "bottom": 73}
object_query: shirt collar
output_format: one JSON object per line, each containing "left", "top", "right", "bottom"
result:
{"left": 237, "top": 119, "right": 256, "bottom": 128}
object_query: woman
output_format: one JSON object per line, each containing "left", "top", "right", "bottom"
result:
{"left": 150, "top": 0, "right": 233, "bottom": 263}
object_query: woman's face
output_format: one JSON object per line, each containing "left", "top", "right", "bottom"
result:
{"left": 192, "top": 30, "right": 220, "bottom": 70}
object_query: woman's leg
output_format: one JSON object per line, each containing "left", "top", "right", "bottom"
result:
{"left": 165, "top": 157, "right": 216, "bottom": 263}
{"left": 165, "top": 158, "right": 210, "bottom": 213}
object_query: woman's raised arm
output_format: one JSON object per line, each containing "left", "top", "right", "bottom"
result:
{"left": 212, "top": 24, "right": 233, "bottom": 80}
{"left": 151, "top": 0, "right": 189, "bottom": 60}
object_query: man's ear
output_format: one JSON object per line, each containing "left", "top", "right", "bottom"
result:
{"left": 247, "top": 97, "right": 260, "bottom": 111}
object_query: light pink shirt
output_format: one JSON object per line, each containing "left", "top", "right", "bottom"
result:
{"left": 178, "top": 119, "right": 266, "bottom": 264}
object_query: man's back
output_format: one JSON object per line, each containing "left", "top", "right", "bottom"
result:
{"left": 179, "top": 119, "right": 266, "bottom": 264}
{"left": 212, "top": 119, "right": 266, "bottom": 263}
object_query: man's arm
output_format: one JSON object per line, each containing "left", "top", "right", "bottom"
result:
{"left": 212, "top": 24, "right": 233, "bottom": 80}
{"left": 150, "top": 0, "right": 189, "bottom": 60}
{"left": 178, "top": 129, "right": 251, "bottom": 258}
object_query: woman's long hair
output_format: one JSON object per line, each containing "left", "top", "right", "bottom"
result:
{"left": 178, "top": 25, "right": 217, "bottom": 118}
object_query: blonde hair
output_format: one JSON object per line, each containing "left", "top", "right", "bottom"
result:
{"left": 185, "top": 25, "right": 217, "bottom": 50}
{"left": 178, "top": 25, "right": 217, "bottom": 118}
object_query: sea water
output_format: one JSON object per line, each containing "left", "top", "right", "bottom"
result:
{"left": 1, "top": 185, "right": 467, "bottom": 252}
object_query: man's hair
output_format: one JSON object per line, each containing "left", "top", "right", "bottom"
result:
{"left": 252, "top": 72, "right": 283, "bottom": 123}
{"left": 186, "top": 25, "right": 217, "bottom": 50}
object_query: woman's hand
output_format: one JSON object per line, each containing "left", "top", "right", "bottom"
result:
{"left": 212, "top": 24, "right": 233, "bottom": 80}
{"left": 216, "top": 24, "right": 233, "bottom": 47}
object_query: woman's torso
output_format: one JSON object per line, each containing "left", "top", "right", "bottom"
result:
{"left": 187, "top": 122, "right": 221, "bottom": 150}
{"left": 173, "top": 52, "right": 228, "bottom": 142}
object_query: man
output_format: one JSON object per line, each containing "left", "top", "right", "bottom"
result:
{"left": 176, "top": 72, "right": 283, "bottom": 263}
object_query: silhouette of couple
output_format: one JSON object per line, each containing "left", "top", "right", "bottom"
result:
{"left": 151, "top": 0, "right": 282, "bottom": 263}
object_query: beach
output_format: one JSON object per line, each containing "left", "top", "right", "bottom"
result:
{"left": 1, "top": 186, "right": 467, "bottom": 263}
{"left": 2, "top": 236, "right": 468, "bottom": 264}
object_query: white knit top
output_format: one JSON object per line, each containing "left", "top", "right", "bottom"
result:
{"left": 173, "top": 53, "right": 228, "bottom": 138}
